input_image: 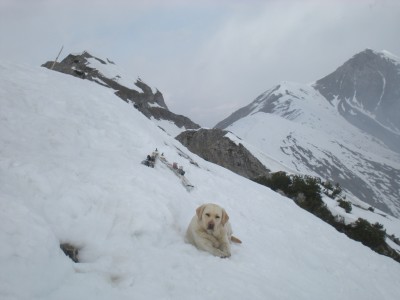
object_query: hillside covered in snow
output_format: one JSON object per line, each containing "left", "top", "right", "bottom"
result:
{"left": 215, "top": 49, "right": 400, "bottom": 218}
{"left": 1, "top": 61, "right": 400, "bottom": 300}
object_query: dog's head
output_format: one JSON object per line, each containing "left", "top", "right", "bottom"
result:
{"left": 196, "top": 203, "right": 229, "bottom": 231}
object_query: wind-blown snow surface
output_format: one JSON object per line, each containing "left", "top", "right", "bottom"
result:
{"left": 1, "top": 63, "right": 400, "bottom": 300}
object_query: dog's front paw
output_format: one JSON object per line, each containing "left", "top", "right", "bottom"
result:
{"left": 218, "top": 250, "right": 231, "bottom": 258}
{"left": 211, "top": 248, "right": 229, "bottom": 258}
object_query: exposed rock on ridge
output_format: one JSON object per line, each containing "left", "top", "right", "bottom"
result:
{"left": 176, "top": 129, "right": 270, "bottom": 179}
{"left": 42, "top": 51, "right": 200, "bottom": 130}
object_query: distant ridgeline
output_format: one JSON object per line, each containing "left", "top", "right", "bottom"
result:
{"left": 42, "top": 51, "right": 200, "bottom": 131}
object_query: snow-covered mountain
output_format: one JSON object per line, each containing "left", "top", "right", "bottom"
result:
{"left": 215, "top": 50, "right": 400, "bottom": 218}
{"left": 314, "top": 49, "right": 400, "bottom": 153}
{"left": 2, "top": 61, "right": 400, "bottom": 299}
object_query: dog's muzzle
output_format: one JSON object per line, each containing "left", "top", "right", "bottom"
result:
{"left": 207, "top": 222, "right": 215, "bottom": 230}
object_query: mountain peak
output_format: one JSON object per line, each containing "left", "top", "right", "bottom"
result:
{"left": 345, "top": 48, "right": 400, "bottom": 69}
{"left": 313, "top": 49, "right": 400, "bottom": 153}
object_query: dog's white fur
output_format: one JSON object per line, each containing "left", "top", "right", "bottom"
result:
{"left": 185, "top": 203, "right": 241, "bottom": 258}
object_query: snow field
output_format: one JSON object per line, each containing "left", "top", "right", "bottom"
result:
{"left": 1, "top": 62, "right": 400, "bottom": 299}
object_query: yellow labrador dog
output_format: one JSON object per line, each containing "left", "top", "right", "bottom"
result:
{"left": 185, "top": 203, "right": 242, "bottom": 258}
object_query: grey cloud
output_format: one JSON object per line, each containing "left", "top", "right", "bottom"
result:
{"left": 1, "top": 0, "right": 399, "bottom": 127}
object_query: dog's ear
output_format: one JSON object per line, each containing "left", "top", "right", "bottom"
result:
{"left": 221, "top": 209, "right": 229, "bottom": 225}
{"left": 196, "top": 205, "right": 206, "bottom": 220}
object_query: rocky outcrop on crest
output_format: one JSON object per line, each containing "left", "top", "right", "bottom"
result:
{"left": 42, "top": 51, "right": 200, "bottom": 130}
{"left": 176, "top": 129, "right": 270, "bottom": 179}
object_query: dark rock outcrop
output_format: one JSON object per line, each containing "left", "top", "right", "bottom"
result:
{"left": 42, "top": 51, "right": 200, "bottom": 130}
{"left": 176, "top": 129, "right": 270, "bottom": 179}
{"left": 60, "top": 243, "right": 79, "bottom": 263}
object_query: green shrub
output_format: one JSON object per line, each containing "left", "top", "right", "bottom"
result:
{"left": 253, "top": 172, "right": 398, "bottom": 262}
{"left": 338, "top": 199, "right": 352, "bottom": 213}
{"left": 323, "top": 181, "right": 342, "bottom": 199}
{"left": 290, "top": 175, "right": 321, "bottom": 201}
{"left": 345, "top": 218, "right": 386, "bottom": 248}
{"left": 254, "top": 172, "right": 292, "bottom": 193}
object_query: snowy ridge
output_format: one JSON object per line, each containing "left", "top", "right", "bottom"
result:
{"left": 226, "top": 89, "right": 400, "bottom": 217}
{"left": 85, "top": 56, "right": 158, "bottom": 96}
{"left": 71, "top": 50, "right": 149, "bottom": 93}
{"left": 42, "top": 51, "right": 200, "bottom": 134}
{"left": 85, "top": 57, "right": 140, "bottom": 92}
{"left": 1, "top": 62, "right": 400, "bottom": 299}
{"left": 377, "top": 49, "right": 400, "bottom": 66}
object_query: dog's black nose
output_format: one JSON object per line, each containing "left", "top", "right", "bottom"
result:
{"left": 207, "top": 223, "right": 214, "bottom": 230}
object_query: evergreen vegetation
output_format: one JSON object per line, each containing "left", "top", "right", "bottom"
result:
{"left": 337, "top": 199, "right": 352, "bottom": 213}
{"left": 345, "top": 218, "right": 385, "bottom": 248}
{"left": 253, "top": 172, "right": 400, "bottom": 263}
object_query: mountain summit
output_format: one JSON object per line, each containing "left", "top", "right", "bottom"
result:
{"left": 215, "top": 49, "right": 400, "bottom": 217}
{"left": 314, "top": 49, "right": 400, "bottom": 152}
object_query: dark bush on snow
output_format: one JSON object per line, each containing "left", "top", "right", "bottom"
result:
{"left": 338, "top": 199, "right": 352, "bottom": 213}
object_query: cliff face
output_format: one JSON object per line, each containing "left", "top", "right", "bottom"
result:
{"left": 42, "top": 51, "right": 200, "bottom": 130}
{"left": 176, "top": 129, "right": 270, "bottom": 179}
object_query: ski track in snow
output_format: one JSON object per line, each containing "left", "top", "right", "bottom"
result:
{"left": 1, "top": 62, "right": 400, "bottom": 300}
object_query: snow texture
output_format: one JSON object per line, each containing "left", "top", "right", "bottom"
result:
{"left": 1, "top": 62, "right": 400, "bottom": 300}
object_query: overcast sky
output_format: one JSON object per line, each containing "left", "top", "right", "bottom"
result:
{"left": 1, "top": 0, "right": 399, "bottom": 127}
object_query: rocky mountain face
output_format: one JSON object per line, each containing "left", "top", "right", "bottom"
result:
{"left": 42, "top": 51, "right": 200, "bottom": 131}
{"left": 314, "top": 49, "right": 400, "bottom": 153}
{"left": 176, "top": 129, "right": 270, "bottom": 179}
{"left": 214, "top": 50, "right": 400, "bottom": 218}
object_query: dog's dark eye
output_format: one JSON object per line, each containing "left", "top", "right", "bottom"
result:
{"left": 205, "top": 213, "right": 210, "bottom": 217}
{"left": 216, "top": 215, "right": 220, "bottom": 219}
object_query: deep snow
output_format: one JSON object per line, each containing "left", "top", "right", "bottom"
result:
{"left": 1, "top": 62, "right": 400, "bottom": 300}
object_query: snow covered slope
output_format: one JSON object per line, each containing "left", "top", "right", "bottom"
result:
{"left": 216, "top": 50, "right": 400, "bottom": 218}
{"left": 1, "top": 62, "right": 400, "bottom": 300}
